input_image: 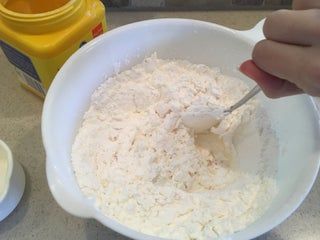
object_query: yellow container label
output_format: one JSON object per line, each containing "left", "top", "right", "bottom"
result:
{"left": 0, "top": 0, "right": 107, "bottom": 98}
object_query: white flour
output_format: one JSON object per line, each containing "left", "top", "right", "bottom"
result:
{"left": 72, "top": 54, "right": 278, "bottom": 239}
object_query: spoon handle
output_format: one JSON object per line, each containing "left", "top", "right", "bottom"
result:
{"left": 225, "top": 85, "right": 261, "bottom": 113}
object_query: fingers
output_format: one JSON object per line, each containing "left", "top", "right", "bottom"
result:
{"left": 264, "top": 9, "right": 320, "bottom": 46}
{"left": 245, "top": 0, "right": 320, "bottom": 98}
{"left": 240, "top": 60, "right": 302, "bottom": 98}
{"left": 293, "top": 0, "right": 320, "bottom": 10}
{"left": 253, "top": 40, "right": 306, "bottom": 87}
{"left": 253, "top": 40, "right": 320, "bottom": 96}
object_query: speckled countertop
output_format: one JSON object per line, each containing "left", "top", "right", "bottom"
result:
{"left": 0, "top": 11, "right": 320, "bottom": 240}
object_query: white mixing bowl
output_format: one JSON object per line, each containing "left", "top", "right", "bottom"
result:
{"left": 42, "top": 19, "right": 320, "bottom": 240}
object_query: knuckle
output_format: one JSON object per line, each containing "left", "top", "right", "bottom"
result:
{"left": 304, "top": 84, "right": 320, "bottom": 96}
{"left": 293, "top": 0, "right": 320, "bottom": 10}
{"left": 263, "top": 88, "right": 280, "bottom": 99}
{"left": 252, "top": 40, "right": 268, "bottom": 61}
{"left": 307, "top": 89, "right": 320, "bottom": 97}
{"left": 263, "top": 11, "right": 279, "bottom": 38}
{"left": 309, "top": 10, "right": 320, "bottom": 38}
{"left": 263, "top": 10, "right": 291, "bottom": 39}
{"left": 263, "top": 10, "right": 289, "bottom": 31}
{"left": 297, "top": 60, "right": 320, "bottom": 96}
{"left": 307, "top": 61, "right": 320, "bottom": 84}
{"left": 263, "top": 15, "right": 273, "bottom": 38}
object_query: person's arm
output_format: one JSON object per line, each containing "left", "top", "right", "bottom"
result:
{"left": 240, "top": 0, "right": 320, "bottom": 98}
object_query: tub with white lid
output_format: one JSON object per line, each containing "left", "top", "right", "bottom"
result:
{"left": 0, "top": 139, "right": 25, "bottom": 221}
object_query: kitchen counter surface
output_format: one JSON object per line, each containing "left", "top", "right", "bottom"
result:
{"left": 1, "top": 10, "right": 320, "bottom": 240}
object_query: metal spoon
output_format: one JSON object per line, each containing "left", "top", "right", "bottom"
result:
{"left": 224, "top": 84, "right": 261, "bottom": 113}
{"left": 181, "top": 85, "right": 261, "bottom": 132}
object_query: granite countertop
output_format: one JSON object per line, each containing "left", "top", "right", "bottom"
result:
{"left": 0, "top": 11, "right": 320, "bottom": 240}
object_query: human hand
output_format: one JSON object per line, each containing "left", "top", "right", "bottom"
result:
{"left": 240, "top": 0, "right": 320, "bottom": 98}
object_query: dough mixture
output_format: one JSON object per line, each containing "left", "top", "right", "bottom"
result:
{"left": 72, "top": 54, "right": 278, "bottom": 239}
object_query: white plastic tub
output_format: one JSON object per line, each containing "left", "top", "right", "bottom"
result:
{"left": 0, "top": 139, "right": 25, "bottom": 222}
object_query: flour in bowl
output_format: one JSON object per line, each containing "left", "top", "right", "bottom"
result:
{"left": 72, "top": 54, "right": 278, "bottom": 239}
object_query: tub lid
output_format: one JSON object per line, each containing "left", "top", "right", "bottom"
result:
{"left": 0, "top": 140, "right": 12, "bottom": 202}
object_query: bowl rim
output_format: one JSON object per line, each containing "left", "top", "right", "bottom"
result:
{"left": 42, "top": 18, "right": 320, "bottom": 240}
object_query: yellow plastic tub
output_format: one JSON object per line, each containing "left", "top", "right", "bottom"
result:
{"left": 0, "top": 0, "right": 107, "bottom": 98}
